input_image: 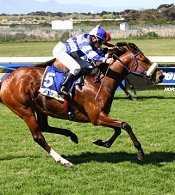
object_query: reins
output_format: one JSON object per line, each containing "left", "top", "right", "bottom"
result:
{"left": 95, "top": 63, "right": 110, "bottom": 100}
{"left": 112, "top": 52, "right": 148, "bottom": 78}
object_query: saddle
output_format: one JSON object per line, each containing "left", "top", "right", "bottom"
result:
{"left": 39, "top": 64, "right": 99, "bottom": 99}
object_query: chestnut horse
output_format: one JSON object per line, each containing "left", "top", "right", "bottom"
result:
{"left": 0, "top": 43, "right": 164, "bottom": 167}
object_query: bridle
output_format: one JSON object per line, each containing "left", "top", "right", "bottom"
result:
{"left": 95, "top": 49, "right": 157, "bottom": 100}
{"left": 112, "top": 51, "right": 157, "bottom": 79}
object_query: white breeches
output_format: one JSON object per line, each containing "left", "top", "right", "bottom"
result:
{"left": 53, "top": 42, "right": 92, "bottom": 75}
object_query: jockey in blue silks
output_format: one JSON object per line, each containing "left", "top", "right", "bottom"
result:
{"left": 53, "top": 25, "right": 114, "bottom": 96}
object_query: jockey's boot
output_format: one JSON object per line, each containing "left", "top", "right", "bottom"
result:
{"left": 60, "top": 72, "right": 75, "bottom": 96}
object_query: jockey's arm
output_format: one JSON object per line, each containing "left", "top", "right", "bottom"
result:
{"left": 94, "top": 58, "right": 114, "bottom": 67}
{"left": 79, "top": 43, "right": 114, "bottom": 67}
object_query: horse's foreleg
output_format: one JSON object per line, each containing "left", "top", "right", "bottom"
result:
{"left": 93, "top": 127, "right": 121, "bottom": 148}
{"left": 120, "top": 83, "right": 136, "bottom": 100}
{"left": 122, "top": 122, "right": 144, "bottom": 161}
{"left": 94, "top": 112, "right": 144, "bottom": 161}
{"left": 125, "top": 77, "right": 137, "bottom": 95}
{"left": 23, "top": 114, "right": 73, "bottom": 167}
{"left": 36, "top": 112, "right": 78, "bottom": 144}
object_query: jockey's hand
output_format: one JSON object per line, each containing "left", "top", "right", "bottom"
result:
{"left": 106, "top": 57, "right": 114, "bottom": 65}
{"left": 95, "top": 61, "right": 102, "bottom": 67}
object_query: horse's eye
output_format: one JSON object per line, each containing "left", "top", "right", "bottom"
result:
{"left": 142, "top": 59, "right": 147, "bottom": 63}
{"left": 142, "top": 58, "right": 151, "bottom": 64}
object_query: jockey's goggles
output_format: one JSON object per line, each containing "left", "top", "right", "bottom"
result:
{"left": 95, "top": 36, "right": 105, "bottom": 44}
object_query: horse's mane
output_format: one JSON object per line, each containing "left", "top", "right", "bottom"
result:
{"left": 100, "top": 42, "right": 141, "bottom": 73}
{"left": 115, "top": 42, "right": 140, "bottom": 54}
{"left": 33, "top": 58, "right": 56, "bottom": 68}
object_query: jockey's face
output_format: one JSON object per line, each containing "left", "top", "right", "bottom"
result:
{"left": 90, "top": 35, "right": 104, "bottom": 49}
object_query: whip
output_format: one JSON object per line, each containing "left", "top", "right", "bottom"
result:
{"left": 95, "top": 63, "right": 110, "bottom": 100}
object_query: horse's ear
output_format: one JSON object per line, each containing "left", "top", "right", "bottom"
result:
{"left": 128, "top": 43, "right": 140, "bottom": 52}
{"left": 115, "top": 42, "right": 129, "bottom": 52}
{"left": 115, "top": 42, "right": 127, "bottom": 47}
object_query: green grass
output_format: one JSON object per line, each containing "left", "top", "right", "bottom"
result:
{"left": 0, "top": 90, "right": 175, "bottom": 195}
{"left": 0, "top": 38, "right": 174, "bottom": 57}
{"left": 0, "top": 40, "right": 175, "bottom": 194}
{"left": 0, "top": 42, "right": 56, "bottom": 57}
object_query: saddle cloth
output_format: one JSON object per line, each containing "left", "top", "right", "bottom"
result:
{"left": 39, "top": 65, "right": 75, "bottom": 101}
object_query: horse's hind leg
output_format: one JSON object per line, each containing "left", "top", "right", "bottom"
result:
{"left": 36, "top": 112, "right": 78, "bottom": 144}
{"left": 5, "top": 104, "right": 73, "bottom": 167}
{"left": 22, "top": 113, "right": 73, "bottom": 167}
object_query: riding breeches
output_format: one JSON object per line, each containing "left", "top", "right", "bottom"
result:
{"left": 53, "top": 42, "right": 92, "bottom": 75}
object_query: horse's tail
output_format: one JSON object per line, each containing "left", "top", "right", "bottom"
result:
{"left": 33, "top": 58, "right": 56, "bottom": 68}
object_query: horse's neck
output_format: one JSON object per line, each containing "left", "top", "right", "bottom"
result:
{"left": 110, "top": 51, "right": 132, "bottom": 75}
{"left": 102, "top": 53, "right": 132, "bottom": 92}
{"left": 97, "top": 69, "right": 123, "bottom": 97}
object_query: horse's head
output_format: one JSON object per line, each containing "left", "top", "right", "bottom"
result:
{"left": 110, "top": 42, "right": 164, "bottom": 84}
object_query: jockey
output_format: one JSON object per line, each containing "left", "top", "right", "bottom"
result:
{"left": 53, "top": 25, "right": 114, "bottom": 96}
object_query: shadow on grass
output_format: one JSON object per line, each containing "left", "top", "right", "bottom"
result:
{"left": 66, "top": 151, "right": 175, "bottom": 166}
{"left": 0, "top": 154, "right": 41, "bottom": 161}
{"left": 1, "top": 151, "right": 174, "bottom": 167}
{"left": 114, "top": 95, "right": 175, "bottom": 101}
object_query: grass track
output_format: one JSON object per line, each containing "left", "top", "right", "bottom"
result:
{"left": 0, "top": 90, "right": 175, "bottom": 195}
{"left": 0, "top": 39, "right": 175, "bottom": 194}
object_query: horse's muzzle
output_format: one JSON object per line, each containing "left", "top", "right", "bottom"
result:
{"left": 157, "top": 74, "right": 165, "bottom": 83}
{"left": 152, "top": 72, "right": 165, "bottom": 84}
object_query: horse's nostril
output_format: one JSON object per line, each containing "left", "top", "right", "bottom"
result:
{"left": 159, "top": 75, "right": 165, "bottom": 82}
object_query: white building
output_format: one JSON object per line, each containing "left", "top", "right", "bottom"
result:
{"left": 120, "top": 22, "right": 130, "bottom": 30}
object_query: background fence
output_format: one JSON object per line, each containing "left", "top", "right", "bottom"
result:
{"left": 0, "top": 24, "right": 175, "bottom": 41}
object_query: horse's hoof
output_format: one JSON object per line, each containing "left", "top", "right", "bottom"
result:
{"left": 93, "top": 139, "right": 103, "bottom": 146}
{"left": 104, "top": 142, "right": 111, "bottom": 148}
{"left": 93, "top": 140, "right": 111, "bottom": 148}
{"left": 137, "top": 151, "right": 144, "bottom": 161}
{"left": 64, "top": 162, "right": 74, "bottom": 168}
{"left": 71, "top": 134, "right": 78, "bottom": 144}
{"left": 129, "top": 96, "right": 137, "bottom": 101}
{"left": 131, "top": 97, "right": 137, "bottom": 101}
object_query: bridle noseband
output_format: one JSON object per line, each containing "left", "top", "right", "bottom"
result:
{"left": 112, "top": 51, "right": 155, "bottom": 79}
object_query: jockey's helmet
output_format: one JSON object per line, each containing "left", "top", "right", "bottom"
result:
{"left": 89, "top": 25, "right": 107, "bottom": 42}
{"left": 106, "top": 32, "right": 111, "bottom": 41}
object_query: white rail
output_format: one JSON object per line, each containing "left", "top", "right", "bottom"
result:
{"left": 148, "top": 56, "right": 175, "bottom": 63}
{"left": 0, "top": 56, "right": 174, "bottom": 64}
{"left": 0, "top": 57, "right": 52, "bottom": 63}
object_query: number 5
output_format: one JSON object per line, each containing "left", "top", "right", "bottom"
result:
{"left": 43, "top": 72, "right": 55, "bottom": 88}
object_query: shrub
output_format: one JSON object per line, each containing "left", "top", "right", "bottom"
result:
{"left": 145, "top": 31, "right": 159, "bottom": 38}
{"left": 128, "top": 31, "right": 159, "bottom": 39}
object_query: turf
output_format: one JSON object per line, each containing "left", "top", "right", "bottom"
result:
{"left": 0, "top": 90, "right": 175, "bottom": 195}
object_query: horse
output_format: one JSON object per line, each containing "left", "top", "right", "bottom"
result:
{"left": 0, "top": 42, "right": 164, "bottom": 167}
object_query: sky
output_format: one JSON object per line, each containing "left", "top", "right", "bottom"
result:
{"left": 0, "top": 0, "right": 174, "bottom": 14}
